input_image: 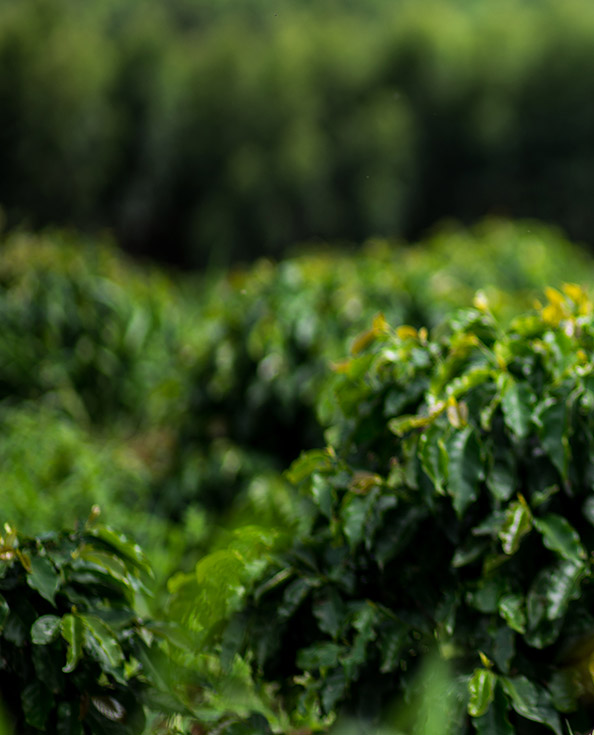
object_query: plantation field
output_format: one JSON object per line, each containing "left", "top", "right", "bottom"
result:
{"left": 1, "top": 221, "right": 594, "bottom": 733}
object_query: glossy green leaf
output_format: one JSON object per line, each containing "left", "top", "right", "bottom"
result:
{"left": 498, "top": 594, "right": 526, "bottom": 634}
{"left": 27, "top": 555, "right": 60, "bottom": 605}
{"left": 468, "top": 668, "right": 497, "bottom": 717}
{"left": 342, "top": 495, "right": 369, "bottom": 549}
{"left": 472, "top": 683, "right": 514, "bottom": 735}
{"left": 31, "top": 614, "right": 62, "bottom": 645}
{"left": 501, "top": 676, "right": 562, "bottom": 735}
{"left": 498, "top": 498, "right": 532, "bottom": 555}
{"left": 533, "top": 514, "right": 586, "bottom": 563}
{"left": 486, "top": 448, "right": 516, "bottom": 503}
{"left": 500, "top": 376, "right": 534, "bottom": 439}
{"left": 86, "top": 525, "right": 152, "bottom": 576}
{"left": 286, "top": 449, "right": 335, "bottom": 485}
{"left": 447, "top": 426, "right": 483, "bottom": 517}
{"left": 77, "top": 546, "right": 131, "bottom": 582}
{"left": 419, "top": 429, "right": 449, "bottom": 495}
{"left": 61, "top": 614, "right": 84, "bottom": 673}
{"left": 536, "top": 400, "right": 569, "bottom": 480}
{"left": 527, "top": 559, "right": 583, "bottom": 629}
{"left": 81, "top": 614, "right": 125, "bottom": 672}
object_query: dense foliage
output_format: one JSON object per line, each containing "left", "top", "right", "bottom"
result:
{"left": 0, "top": 522, "right": 176, "bottom": 734}
{"left": 159, "top": 220, "right": 592, "bottom": 524}
{"left": 221, "top": 285, "right": 594, "bottom": 734}
{"left": 3, "top": 0, "right": 594, "bottom": 264}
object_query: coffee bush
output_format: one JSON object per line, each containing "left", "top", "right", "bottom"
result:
{"left": 228, "top": 285, "right": 594, "bottom": 734}
{"left": 0, "top": 522, "right": 180, "bottom": 734}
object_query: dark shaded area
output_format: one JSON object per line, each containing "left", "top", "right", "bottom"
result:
{"left": 2, "top": 0, "right": 594, "bottom": 267}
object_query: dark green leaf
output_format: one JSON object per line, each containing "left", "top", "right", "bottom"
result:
{"left": 498, "top": 594, "right": 526, "bottom": 634}
{"left": 297, "top": 642, "right": 342, "bottom": 670}
{"left": 527, "top": 560, "right": 583, "bottom": 633}
{"left": 32, "top": 644, "right": 64, "bottom": 695}
{"left": 500, "top": 377, "right": 534, "bottom": 439}
{"left": 313, "top": 591, "right": 344, "bottom": 639}
{"left": 27, "top": 556, "right": 60, "bottom": 605}
{"left": 342, "top": 495, "right": 369, "bottom": 549}
{"left": 21, "top": 680, "right": 54, "bottom": 730}
{"left": 533, "top": 514, "right": 586, "bottom": 563}
{"left": 536, "top": 400, "right": 569, "bottom": 480}
{"left": 86, "top": 525, "right": 152, "bottom": 576}
{"left": 419, "top": 428, "right": 449, "bottom": 495}
{"left": 57, "top": 702, "right": 84, "bottom": 735}
{"left": 447, "top": 426, "right": 483, "bottom": 517}
{"left": 501, "top": 676, "right": 562, "bottom": 735}
{"left": 486, "top": 446, "right": 516, "bottom": 502}
{"left": 82, "top": 615, "right": 125, "bottom": 673}
{"left": 0, "top": 593, "right": 9, "bottom": 632}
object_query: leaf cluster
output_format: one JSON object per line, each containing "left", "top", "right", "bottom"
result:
{"left": 0, "top": 522, "right": 175, "bottom": 734}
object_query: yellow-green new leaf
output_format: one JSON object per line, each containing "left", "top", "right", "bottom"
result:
{"left": 499, "top": 499, "right": 532, "bottom": 555}
{"left": 60, "top": 614, "right": 84, "bottom": 673}
{"left": 468, "top": 668, "right": 497, "bottom": 717}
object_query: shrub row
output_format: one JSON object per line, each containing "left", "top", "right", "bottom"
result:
{"left": 221, "top": 285, "right": 594, "bottom": 733}
{"left": 3, "top": 0, "right": 594, "bottom": 264}
{"left": 0, "top": 221, "right": 592, "bottom": 579}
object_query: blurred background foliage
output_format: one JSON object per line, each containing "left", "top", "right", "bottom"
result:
{"left": 3, "top": 0, "right": 594, "bottom": 266}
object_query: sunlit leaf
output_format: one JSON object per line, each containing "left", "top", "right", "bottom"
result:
{"left": 468, "top": 668, "right": 497, "bottom": 717}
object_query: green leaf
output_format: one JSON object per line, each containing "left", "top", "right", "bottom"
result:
{"left": 498, "top": 498, "right": 532, "bottom": 555}
{"left": 27, "top": 555, "right": 60, "bottom": 605}
{"left": 533, "top": 514, "right": 586, "bottom": 563}
{"left": 81, "top": 615, "right": 125, "bottom": 673}
{"left": 468, "top": 668, "right": 497, "bottom": 717}
{"left": 536, "top": 400, "right": 569, "bottom": 480}
{"left": 419, "top": 428, "right": 449, "bottom": 495}
{"left": 342, "top": 495, "right": 369, "bottom": 548}
{"left": 86, "top": 525, "right": 152, "bottom": 576}
{"left": 32, "top": 644, "right": 64, "bottom": 695}
{"left": 527, "top": 559, "right": 583, "bottom": 632}
{"left": 61, "top": 614, "right": 84, "bottom": 673}
{"left": 286, "top": 449, "right": 335, "bottom": 485}
{"left": 498, "top": 594, "right": 526, "bottom": 634}
{"left": 472, "top": 683, "right": 514, "bottom": 735}
{"left": 500, "top": 377, "right": 534, "bottom": 440}
{"left": 447, "top": 426, "right": 483, "bottom": 517}
{"left": 21, "top": 680, "right": 55, "bottom": 730}
{"left": 486, "top": 448, "right": 516, "bottom": 503}
{"left": 31, "top": 614, "right": 62, "bottom": 645}
{"left": 547, "top": 670, "right": 580, "bottom": 714}
{"left": 77, "top": 547, "right": 132, "bottom": 588}
{"left": 297, "top": 642, "right": 342, "bottom": 670}
{"left": 501, "top": 676, "right": 562, "bottom": 735}
{"left": 313, "top": 591, "right": 344, "bottom": 639}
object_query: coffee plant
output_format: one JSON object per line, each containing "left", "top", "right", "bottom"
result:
{"left": 222, "top": 284, "right": 594, "bottom": 734}
{"left": 0, "top": 520, "right": 184, "bottom": 734}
